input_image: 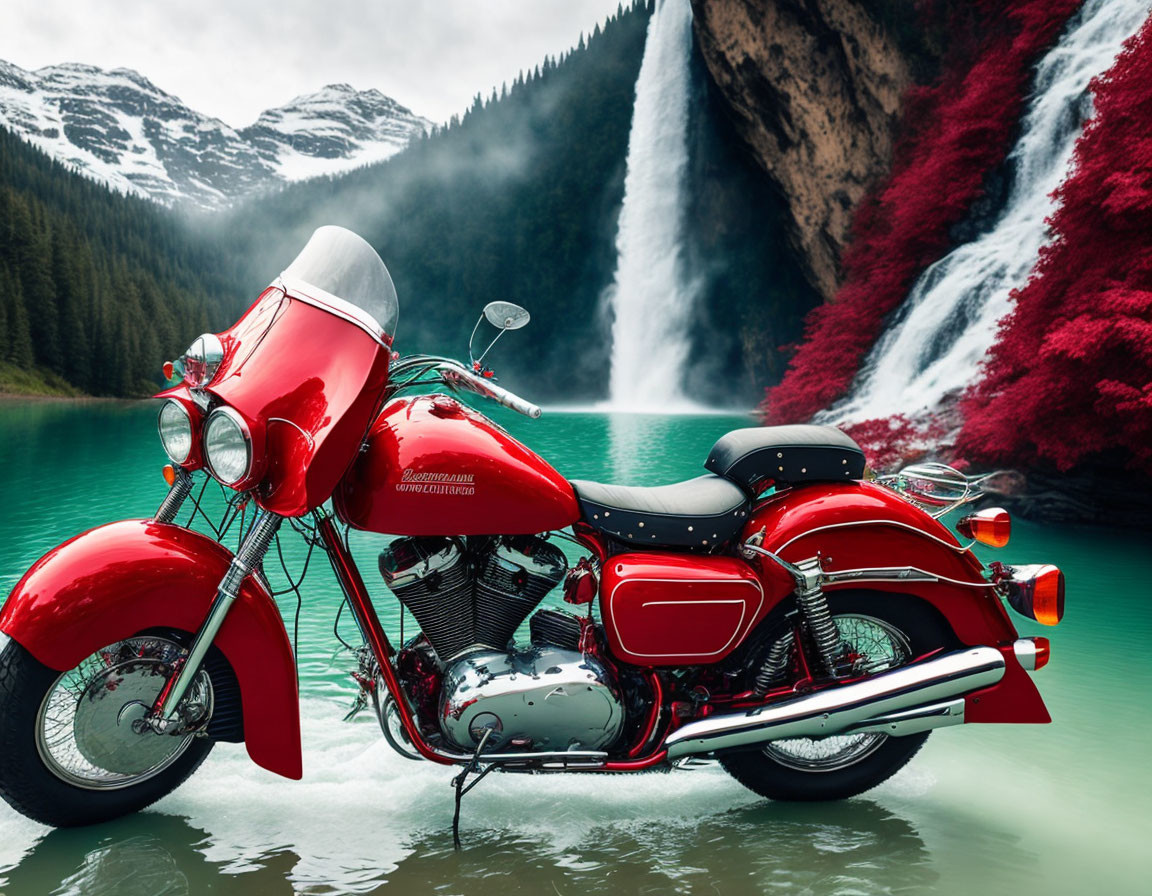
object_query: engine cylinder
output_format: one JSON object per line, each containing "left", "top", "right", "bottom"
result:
{"left": 379, "top": 535, "right": 567, "bottom": 663}
{"left": 379, "top": 537, "right": 473, "bottom": 661}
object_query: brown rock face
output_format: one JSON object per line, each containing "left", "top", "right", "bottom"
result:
{"left": 691, "top": 0, "right": 911, "bottom": 301}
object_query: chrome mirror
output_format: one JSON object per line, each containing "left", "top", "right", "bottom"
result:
{"left": 469, "top": 302, "right": 531, "bottom": 368}
{"left": 483, "top": 301, "right": 530, "bottom": 330}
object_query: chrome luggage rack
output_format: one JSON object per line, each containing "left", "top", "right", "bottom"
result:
{"left": 875, "top": 462, "right": 996, "bottom": 518}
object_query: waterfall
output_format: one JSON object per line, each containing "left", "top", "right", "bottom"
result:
{"left": 605, "top": 0, "right": 698, "bottom": 411}
{"left": 827, "top": 0, "right": 1152, "bottom": 424}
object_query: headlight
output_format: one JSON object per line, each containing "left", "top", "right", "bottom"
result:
{"left": 204, "top": 408, "right": 252, "bottom": 486}
{"left": 157, "top": 400, "right": 193, "bottom": 464}
{"left": 181, "top": 333, "right": 224, "bottom": 389}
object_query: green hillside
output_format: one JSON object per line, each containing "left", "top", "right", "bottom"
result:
{"left": 0, "top": 127, "right": 243, "bottom": 396}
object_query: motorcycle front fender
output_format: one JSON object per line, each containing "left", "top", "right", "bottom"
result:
{"left": 0, "top": 519, "right": 302, "bottom": 779}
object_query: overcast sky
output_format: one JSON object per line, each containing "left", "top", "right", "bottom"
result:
{"left": 0, "top": 0, "right": 625, "bottom": 127}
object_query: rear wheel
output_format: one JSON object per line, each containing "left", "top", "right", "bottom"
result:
{"left": 720, "top": 595, "right": 949, "bottom": 801}
{"left": 0, "top": 634, "right": 215, "bottom": 826}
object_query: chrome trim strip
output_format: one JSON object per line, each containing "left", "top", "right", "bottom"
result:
{"left": 773, "top": 519, "right": 974, "bottom": 556}
{"left": 267, "top": 416, "right": 316, "bottom": 448}
{"left": 822, "top": 566, "right": 998, "bottom": 589}
{"left": 664, "top": 646, "right": 1005, "bottom": 759}
{"left": 276, "top": 275, "right": 390, "bottom": 347}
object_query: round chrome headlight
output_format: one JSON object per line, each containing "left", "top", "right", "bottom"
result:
{"left": 204, "top": 408, "right": 251, "bottom": 486}
{"left": 181, "top": 333, "right": 224, "bottom": 389}
{"left": 157, "top": 400, "right": 193, "bottom": 464}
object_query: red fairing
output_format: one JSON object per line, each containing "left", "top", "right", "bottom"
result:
{"left": 746, "top": 481, "right": 1022, "bottom": 646}
{"left": 0, "top": 520, "right": 302, "bottom": 779}
{"left": 600, "top": 552, "right": 794, "bottom": 666}
{"left": 335, "top": 395, "right": 579, "bottom": 535}
{"left": 207, "top": 287, "right": 391, "bottom": 516}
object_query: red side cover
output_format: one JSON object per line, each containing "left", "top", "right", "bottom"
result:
{"left": 600, "top": 552, "right": 794, "bottom": 666}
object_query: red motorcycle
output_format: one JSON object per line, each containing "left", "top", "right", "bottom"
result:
{"left": 0, "top": 227, "right": 1064, "bottom": 833}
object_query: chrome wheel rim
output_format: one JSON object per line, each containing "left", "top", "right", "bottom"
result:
{"left": 35, "top": 636, "right": 212, "bottom": 790}
{"left": 762, "top": 614, "right": 912, "bottom": 773}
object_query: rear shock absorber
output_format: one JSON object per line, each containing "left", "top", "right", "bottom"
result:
{"left": 741, "top": 547, "right": 842, "bottom": 679}
{"left": 792, "top": 557, "right": 842, "bottom": 677}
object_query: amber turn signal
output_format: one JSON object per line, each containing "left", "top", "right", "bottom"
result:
{"left": 162, "top": 464, "right": 178, "bottom": 486}
{"left": 1004, "top": 564, "right": 1065, "bottom": 626}
{"left": 958, "top": 507, "right": 1011, "bottom": 547}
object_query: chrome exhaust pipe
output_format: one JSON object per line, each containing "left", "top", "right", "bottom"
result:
{"left": 665, "top": 646, "right": 1005, "bottom": 760}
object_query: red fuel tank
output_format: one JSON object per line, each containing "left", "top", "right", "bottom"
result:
{"left": 334, "top": 395, "right": 579, "bottom": 536}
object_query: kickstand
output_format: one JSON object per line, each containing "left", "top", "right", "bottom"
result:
{"left": 451, "top": 727, "right": 496, "bottom": 850}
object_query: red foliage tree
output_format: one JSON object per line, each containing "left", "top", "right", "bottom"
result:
{"left": 957, "top": 15, "right": 1152, "bottom": 476}
{"left": 762, "top": 0, "right": 1083, "bottom": 425}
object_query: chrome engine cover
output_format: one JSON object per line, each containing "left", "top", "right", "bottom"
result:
{"left": 439, "top": 646, "right": 624, "bottom": 752}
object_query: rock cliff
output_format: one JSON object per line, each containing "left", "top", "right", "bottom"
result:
{"left": 690, "top": 0, "right": 911, "bottom": 301}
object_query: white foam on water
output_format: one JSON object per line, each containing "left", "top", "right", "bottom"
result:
{"left": 605, "top": 0, "right": 700, "bottom": 410}
{"left": 138, "top": 699, "right": 753, "bottom": 892}
{"left": 826, "top": 0, "right": 1152, "bottom": 423}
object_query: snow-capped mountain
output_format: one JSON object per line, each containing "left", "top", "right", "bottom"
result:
{"left": 0, "top": 59, "right": 430, "bottom": 209}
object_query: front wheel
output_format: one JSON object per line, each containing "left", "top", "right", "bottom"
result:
{"left": 721, "top": 594, "right": 953, "bottom": 802}
{"left": 0, "top": 634, "right": 215, "bottom": 826}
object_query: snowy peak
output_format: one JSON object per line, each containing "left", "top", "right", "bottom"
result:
{"left": 0, "top": 59, "right": 430, "bottom": 209}
{"left": 240, "top": 83, "right": 429, "bottom": 181}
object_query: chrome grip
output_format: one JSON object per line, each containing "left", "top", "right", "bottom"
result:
{"left": 444, "top": 365, "right": 542, "bottom": 418}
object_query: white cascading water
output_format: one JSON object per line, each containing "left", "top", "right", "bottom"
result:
{"left": 606, "top": 0, "right": 698, "bottom": 411}
{"left": 827, "top": 0, "right": 1152, "bottom": 423}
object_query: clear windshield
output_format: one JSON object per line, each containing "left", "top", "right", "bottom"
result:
{"left": 279, "top": 226, "right": 399, "bottom": 343}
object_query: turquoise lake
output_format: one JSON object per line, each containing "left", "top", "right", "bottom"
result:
{"left": 0, "top": 398, "right": 1148, "bottom": 895}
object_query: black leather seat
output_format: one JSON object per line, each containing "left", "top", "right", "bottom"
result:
{"left": 569, "top": 475, "right": 751, "bottom": 549}
{"left": 705, "top": 424, "right": 865, "bottom": 492}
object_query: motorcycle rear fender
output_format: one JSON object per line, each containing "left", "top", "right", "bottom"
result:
{"left": 0, "top": 519, "right": 303, "bottom": 779}
{"left": 744, "top": 481, "right": 1049, "bottom": 723}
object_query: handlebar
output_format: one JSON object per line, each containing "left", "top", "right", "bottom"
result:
{"left": 437, "top": 362, "right": 543, "bottom": 419}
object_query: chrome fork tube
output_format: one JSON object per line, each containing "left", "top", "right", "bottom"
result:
{"left": 152, "top": 509, "right": 283, "bottom": 726}
{"left": 155, "top": 467, "right": 194, "bottom": 523}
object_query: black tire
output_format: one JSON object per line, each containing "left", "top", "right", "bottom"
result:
{"left": 720, "top": 592, "right": 956, "bottom": 802}
{"left": 0, "top": 636, "right": 214, "bottom": 827}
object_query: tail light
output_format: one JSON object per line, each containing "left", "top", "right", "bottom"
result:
{"left": 958, "top": 507, "right": 1011, "bottom": 547}
{"left": 1004, "top": 564, "right": 1065, "bottom": 625}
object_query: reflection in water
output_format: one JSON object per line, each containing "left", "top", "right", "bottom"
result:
{"left": 605, "top": 411, "right": 731, "bottom": 484}
{"left": 4, "top": 797, "right": 949, "bottom": 896}
{"left": 2, "top": 815, "right": 291, "bottom": 895}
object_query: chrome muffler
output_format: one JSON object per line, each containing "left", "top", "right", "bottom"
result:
{"left": 665, "top": 646, "right": 1005, "bottom": 759}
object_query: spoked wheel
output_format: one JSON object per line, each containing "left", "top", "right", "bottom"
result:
{"left": 721, "top": 595, "right": 950, "bottom": 802}
{"left": 0, "top": 634, "right": 216, "bottom": 826}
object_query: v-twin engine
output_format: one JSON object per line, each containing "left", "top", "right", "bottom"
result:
{"left": 379, "top": 534, "right": 567, "bottom": 662}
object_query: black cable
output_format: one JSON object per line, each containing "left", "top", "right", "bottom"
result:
{"left": 333, "top": 597, "right": 357, "bottom": 651}
{"left": 271, "top": 529, "right": 315, "bottom": 678}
